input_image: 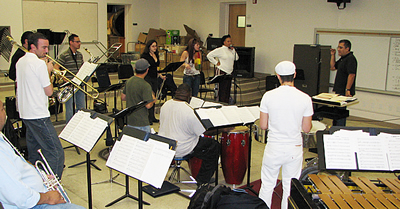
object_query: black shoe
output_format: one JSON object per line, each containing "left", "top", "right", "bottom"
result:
{"left": 152, "top": 119, "right": 159, "bottom": 123}
{"left": 149, "top": 121, "right": 153, "bottom": 125}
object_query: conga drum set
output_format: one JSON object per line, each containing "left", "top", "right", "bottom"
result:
{"left": 220, "top": 126, "right": 250, "bottom": 185}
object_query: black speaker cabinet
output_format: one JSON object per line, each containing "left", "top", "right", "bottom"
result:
{"left": 293, "top": 44, "right": 331, "bottom": 97}
{"left": 234, "top": 47, "right": 255, "bottom": 78}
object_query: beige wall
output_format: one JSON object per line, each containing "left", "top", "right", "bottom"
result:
{"left": 1, "top": 0, "right": 400, "bottom": 124}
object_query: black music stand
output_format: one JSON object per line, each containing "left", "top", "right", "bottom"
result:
{"left": 59, "top": 109, "right": 112, "bottom": 209}
{"left": 106, "top": 126, "right": 176, "bottom": 208}
{"left": 156, "top": 61, "right": 183, "bottom": 100}
{"left": 93, "top": 101, "right": 148, "bottom": 187}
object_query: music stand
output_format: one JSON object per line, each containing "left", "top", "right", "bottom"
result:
{"left": 105, "top": 126, "right": 177, "bottom": 208}
{"left": 59, "top": 109, "right": 113, "bottom": 209}
{"left": 93, "top": 101, "right": 148, "bottom": 187}
{"left": 156, "top": 61, "right": 184, "bottom": 101}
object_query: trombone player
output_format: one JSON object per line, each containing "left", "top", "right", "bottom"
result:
{"left": 0, "top": 100, "right": 85, "bottom": 208}
{"left": 16, "top": 32, "right": 65, "bottom": 179}
{"left": 54, "top": 34, "right": 85, "bottom": 123}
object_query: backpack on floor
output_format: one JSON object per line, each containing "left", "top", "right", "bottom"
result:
{"left": 188, "top": 184, "right": 269, "bottom": 209}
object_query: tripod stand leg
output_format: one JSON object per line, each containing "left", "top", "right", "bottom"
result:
{"left": 105, "top": 175, "right": 150, "bottom": 207}
{"left": 63, "top": 144, "right": 81, "bottom": 155}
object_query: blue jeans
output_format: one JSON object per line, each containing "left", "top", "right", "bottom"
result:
{"left": 32, "top": 203, "right": 86, "bottom": 209}
{"left": 131, "top": 125, "right": 151, "bottom": 133}
{"left": 23, "top": 118, "right": 65, "bottom": 179}
{"left": 65, "top": 89, "right": 86, "bottom": 123}
{"left": 183, "top": 74, "right": 200, "bottom": 97}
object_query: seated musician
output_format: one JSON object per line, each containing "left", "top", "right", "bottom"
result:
{"left": 0, "top": 100, "right": 85, "bottom": 209}
{"left": 158, "top": 83, "right": 228, "bottom": 186}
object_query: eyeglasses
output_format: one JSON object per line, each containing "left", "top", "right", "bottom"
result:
{"left": 73, "top": 40, "right": 81, "bottom": 43}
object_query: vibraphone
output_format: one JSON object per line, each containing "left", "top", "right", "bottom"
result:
{"left": 289, "top": 174, "right": 400, "bottom": 208}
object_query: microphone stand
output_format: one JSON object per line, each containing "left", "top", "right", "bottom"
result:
{"left": 232, "top": 46, "right": 239, "bottom": 105}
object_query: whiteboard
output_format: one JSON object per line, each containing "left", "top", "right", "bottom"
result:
{"left": 387, "top": 38, "right": 400, "bottom": 92}
{"left": 317, "top": 31, "right": 392, "bottom": 92}
{"left": 22, "top": 0, "right": 98, "bottom": 42}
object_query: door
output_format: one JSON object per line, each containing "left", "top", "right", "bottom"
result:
{"left": 228, "top": 4, "right": 246, "bottom": 47}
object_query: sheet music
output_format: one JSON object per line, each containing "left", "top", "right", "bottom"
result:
{"left": 203, "top": 101, "right": 222, "bottom": 108}
{"left": 237, "top": 106, "right": 260, "bottom": 124}
{"left": 71, "top": 62, "right": 98, "bottom": 85}
{"left": 106, "top": 135, "right": 175, "bottom": 188}
{"left": 189, "top": 97, "right": 204, "bottom": 109}
{"left": 356, "top": 136, "right": 389, "bottom": 170}
{"left": 323, "top": 135, "right": 357, "bottom": 169}
{"left": 195, "top": 105, "right": 259, "bottom": 128}
{"left": 59, "top": 110, "right": 108, "bottom": 152}
{"left": 323, "top": 130, "right": 400, "bottom": 171}
{"left": 380, "top": 133, "right": 400, "bottom": 170}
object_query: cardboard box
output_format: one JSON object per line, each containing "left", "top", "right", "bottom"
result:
{"left": 138, "top": 33, "right": 147, "bottom": 43}
{"left": 147, "top": 28, "right": 167, "bottom": 42}
{"left": 156, "top": 35, "right": 166, "bottom": 46}
{"left": 135, "top": 43, "right": 146, "bottom": 54}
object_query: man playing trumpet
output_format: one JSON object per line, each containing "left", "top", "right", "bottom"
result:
{"left": 54, "top": 34, "right": 85, "bottom": 123}
{"left": 16, "top": 32, "right": 65, "bottom": 179}
{"left": 0, "top": 100, "right": 85, "bottom": 209}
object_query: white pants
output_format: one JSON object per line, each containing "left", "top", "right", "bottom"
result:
{"left": 259, "top": 143, "right": 303, "bottom": 209}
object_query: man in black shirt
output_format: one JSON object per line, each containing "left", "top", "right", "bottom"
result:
{"left": 8, "top": 31, "right": 33, "bottom": 87}
{"left": 330, "top": 39, "right": 357, "bottom": 126}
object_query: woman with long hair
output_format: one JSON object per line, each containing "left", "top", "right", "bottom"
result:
{"left": 180, "top": 38, "right": 202, "bottom": 97}
{"left": 141, "top": 39, "right": 164, "bottom": 123}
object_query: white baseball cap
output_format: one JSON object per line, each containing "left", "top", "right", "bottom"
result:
{"left": 275, "top": 61, "right": 296, "bottom": 76}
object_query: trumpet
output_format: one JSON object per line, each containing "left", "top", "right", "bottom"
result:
{"left": 35, "top": 149, "right": 71, "bottom": 203}
{"left": 6, "top": 35, "right": 99, "bottom": 103}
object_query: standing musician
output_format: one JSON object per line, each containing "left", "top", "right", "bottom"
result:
{"left": 206, "top": 34, "right": 239, "bottom": 103}
{"left": 180, "top": 38, "right": 202, "bottom": 97}
{"left": 16, "top": 32, "right": 65, "bottom": 179}
{"left": 258, "top": 61, "right": 313, "bottom": 209}
{"left": 0, "top": 100, "right": 85, "bottom": 209}
{"left": 121, "top": 59, "right": 156, "bottom": 133}
{"left": 54, "top": 34, "right": 85, "bottom": 123}
{"left": 8, "top": 31, "right": 33, "bottom": 89}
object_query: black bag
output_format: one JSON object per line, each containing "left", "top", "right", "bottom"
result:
{"left": 93, "top": 99, "right": 107, "bottom": 113}
{"left": 5, "top": 96, "right": 19, "bottom": 120}
{"left": 188, "top": 184, "right": 269, "bottom": 209}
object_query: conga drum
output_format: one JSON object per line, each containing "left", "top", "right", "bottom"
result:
{"left": 302, "top": 121, "right": 326, "bottom": 148}
{"left": 221, "top": 126, "right": 249, "bottom": 185}
{"left": 188, "top": 157, "right": 202, "bottom": 179}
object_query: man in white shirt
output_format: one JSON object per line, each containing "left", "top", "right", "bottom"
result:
{"left": 16, "top": 32, "right": 65, "bottom": 179}
{"left": 258, "top": 61, "right": 313, "bottom": 209}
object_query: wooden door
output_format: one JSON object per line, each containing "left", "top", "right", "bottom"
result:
{"left": 229, "top": 4, "right": 246, "bottom": 47}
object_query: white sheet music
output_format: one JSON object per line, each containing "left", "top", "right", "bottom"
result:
{"left": 323, "top": 135, "right": 357, "bottom": 169}
{"left": 71, "top": 62, "right": 98, "bottom": 85}
{"left": 189, "top": 97, "right": 204, "bottom": 109}
{"left": 324, "top": 130, "right": 400, "bottom": 171}
{"left": 59, "top": 110, "right": 108, "bottom": 152}
{"left": 106, "top": 135, "right": 175, "bottom": 188}
{"left": 195, "top": 105, "right": 260, "bottom": 128}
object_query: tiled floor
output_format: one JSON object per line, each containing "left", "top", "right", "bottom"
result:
{"left": 1, "top": 72, "right": 399, "bottom": 209}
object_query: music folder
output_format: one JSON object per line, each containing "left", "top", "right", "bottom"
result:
{"left": 59, "top": 109, "right": 112, "bottom": 152}
{"left": 106, "top": 126, "right": 177, "bottom": 189}
{"left": 157, "top": 61, "right": 184, "bottom": 73}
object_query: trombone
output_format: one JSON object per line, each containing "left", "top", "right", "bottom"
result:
{"left": 7, "top": 35, "right": 99, "bottom": 103}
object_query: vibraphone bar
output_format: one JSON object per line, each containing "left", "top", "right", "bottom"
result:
{"left": 289, "top": 174, "right": 400, "bottom": 208}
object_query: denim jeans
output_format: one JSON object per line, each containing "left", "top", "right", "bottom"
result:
{"left": 65, "top": 89, "right": 86, "bottom": 123}
{"left": 23, "top": 117, "right": 65, "bottom": 179}
{"left": 183, "top": 74, "right": 200, "bottom": 97}
{"left": 32, "top": 203, "right": 86, "bottom": 209}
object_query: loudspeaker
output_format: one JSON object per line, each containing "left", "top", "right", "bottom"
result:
{"left": 234, "top": 47, "right": 255, "bottom": 78}
{"left": 206, "top": 38, "right": 222, "bottom": 51}
{"left": 265, "top": 75, "right": 280, "bottom": 91}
